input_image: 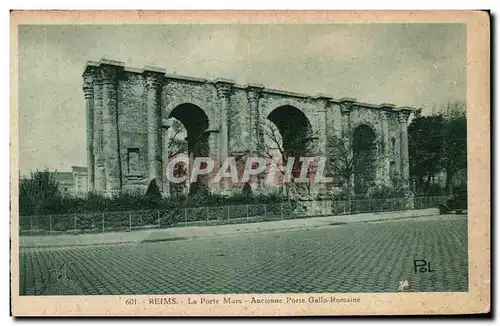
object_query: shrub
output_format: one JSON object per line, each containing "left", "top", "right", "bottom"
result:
{"left": 144, "top": 179, "right": 162, "bottom": 202}
{"left": 19, "top": 170, "right": 63, "bottom": 216}
{"left": 423, "top": 184, "right": 447, "bottom": 196}
{"left": 242, "top": 182, "right": 253, "bottom": 198}
{"left": 20, "top": 179, "right": 295, "bottom": 219}
{"left": 182, "top": 192, "right": 226, "bottom": 208}
{"left": 365, "top": 184, "right": 404, "bottom": 199}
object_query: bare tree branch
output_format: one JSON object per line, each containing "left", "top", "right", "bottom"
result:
{"left": 255, "top": 119, "right": 319, "bottom": 198}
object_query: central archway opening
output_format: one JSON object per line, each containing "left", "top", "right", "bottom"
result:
{"left": 353, "top": 125, "right": 377, "bottom": 194}
{"left": 167, "top": 103, "right": 210, "bottom": 196}
{"left": 262, "top": 105, "right": 314, "bottom": 197}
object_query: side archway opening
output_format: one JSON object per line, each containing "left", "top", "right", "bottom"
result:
{"left": 166, "top": 103, "right": 210, "bottom": 196}
{"left": 263, "top": 105, "right": 315, "bottom": 197}
{"left": 352, "top": 124, "right": 377, "bottom": 194}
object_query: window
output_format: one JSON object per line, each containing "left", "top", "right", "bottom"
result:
{"left": 127, "top": 148, "right": 140, "bottom": 175}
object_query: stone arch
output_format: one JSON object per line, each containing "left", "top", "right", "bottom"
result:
{"left": 164, "top": 98, "right": 217, "bottom": 131}
{"left": 262, "top": 104, "right": 316, "bottom": 198}
{"left": 265, "top": 104, "right": 314, "bottom": 157}
{"left": 349, "top": 120, "right": 380, "bottom": 143}
{"left": 166, "top": 103, "right": 211, "bottom": 196}
{"left": 167, "top": 103, "right": 210, "bottom": 156}
{"left": 352, "top": 124, "right": 378, "bottom": 194}
{"left": 261, "top": 98, "right": 312, "bottom": 125}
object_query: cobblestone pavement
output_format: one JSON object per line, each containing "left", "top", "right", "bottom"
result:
{"left": 19, "top": 214, "right": 468, "bottom": 295}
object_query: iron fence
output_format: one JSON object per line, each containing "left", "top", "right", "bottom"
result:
{"left": 19, "top": 196, "right": 450, "bottom": 236}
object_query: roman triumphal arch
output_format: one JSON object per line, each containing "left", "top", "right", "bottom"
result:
{"left": 82, "top": 59, "right": 417, "bottom": 198}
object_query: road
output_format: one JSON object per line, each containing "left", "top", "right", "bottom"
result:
{"left": 19, "top": 214, "right": 468, "bottom": 295}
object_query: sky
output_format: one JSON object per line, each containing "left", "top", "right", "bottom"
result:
{"left": 18, "top": 23, "right": 466, "bottom": 174}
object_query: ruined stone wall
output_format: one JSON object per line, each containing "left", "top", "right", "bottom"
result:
{"left": 84, "top": 59, "right": 415, "bottom": 197}
{"left": 326, "top": 103, "right": 343, "bottom": 141}
{"left": 259, "top": 93, "right": 317, "bottom": 129}
{"left": 117, "top": 71, "right": 148, "bottom": 193}
{"left": 349, "top": 106, "right": 383, "bottom": 189}
{"left": 350, "top": 107, "right": 383, "bottom": 144}
{"left": 258, "top": 92, "right": 323, "bottom": 156}
{"left": 388, "top": 113, "right": 402, "bottom": 185}
{"left": 229, "top": 88, "right": 251, "bottom": 154}
{"left": 162, "top": 80, "right": 218, "bottom": 130}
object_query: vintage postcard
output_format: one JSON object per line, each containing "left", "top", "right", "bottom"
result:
{"left": 10, "top": 10, "right": 490, "bottom": 316}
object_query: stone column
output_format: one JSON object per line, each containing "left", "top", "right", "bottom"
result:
{"left": 380, "top": 105, "right": 394, "bottom": 186}
{"left": 314, "top": 96, "right": 331, "bottom": 156}
{"left": 83, "top": 70, "right": 95, "bottom": 192}
{"left": 246, "top": 85, "right": 264, "bottom": 191}
{"left": 246, "top": 85, "right": 264, "bottom": 155}
{"left": 381, "top": 111, "right": 390, "bottom": 156}
{"left": 215, "top": 80, "right": 234, "bottom": 194}
{"left": 339, "top": 98, "right": 355, "bottom": 145}
{"left": 144, "top": 70, "right": 164, "bottom": 187}
{"left": 313, "top": 96, "right": 331, "bottom": 198}
{"left": 161, "top": 124, "right": 170, "bottom": 197}
{"left": 399, "top": 109, "right": 411, "bottom": 190}
{"left": 339, "top": 98, "right": 355, "bottom": 194}
{"left": 215, "top": 80, "right": 234, "bottom": 158}
{"left": 203, "top": 129, "right": 219, "bottom": 194}
{"left": 93, "top": 73, "right": 106, "bottom": 193}
{"left": 100, "top": 64, "right": 122, "bottom": 193}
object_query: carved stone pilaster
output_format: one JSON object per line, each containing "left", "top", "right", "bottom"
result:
{"left": 339, "top": 98, "right": 355, "bottom": 114}
{"left": 338, "top": 98, "right": 356, "bottom": 192}
{"left": 398, "top": 109, "right": 411, "bottom": 124}
{"left": 339, "top": 98, "right": 355, "bottom": 141}
{"left": 160, "top": 124, "right": 170, "bottom": 198}
{"left": 99, "top": 64, "right": 123, "bottom": 192}
{"left": 100, "top": 65, "right": 119, "bottom": 85}
{"left": 215, "top": 81, "right": 233, "bottom": 99}
{"left": 379, "top": 104, "right": 394, "bottom": 187}
{"left": 215, "top": 80, "right": 234, "bottom": 157}
{"left": 206, "top": 129, "right": 221, "bottom": 193}
{"left": 313, "top": 95, "right": 331, "bottom": 156}
{"left": 83, "top": 68, "right": 95, "bottom": 192}
{"left": 144, "top": 69, "right": 164, "bottom": 187}
{"left": 380, "top": 110, "right": 391, "bottom": 154}
{"left": 92, "top": 73, "right": 106, "bottom": 192}
{"left": 246, "top": 86, "right": 263, "bottom": 103}
{"left": 83, "top": 72, "right": 94, "bottom": 99}
{"left": 246, "top": 85, "right": 264, "bottom": 155}
{"left": 215, "top": 80, "right": 235, "bottom": 195}
{"left": 398, "top": 109, "right": 412, "bottom": 191}
{"left": 145, "top": 73, "right": 163, "bottom": 90}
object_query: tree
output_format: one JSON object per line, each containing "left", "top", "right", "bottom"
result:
{"left": 257, "top": 120, "right": 317, "bottom": 199}
{"left": 166, "top": 118, "right": 188, "bottom": 158}
{"left": 165, "top": 118, "right": 189, "bottom": 197}
{"left": 408, "top": 115, "right": 445, "bottom": 193}
{"left": 408, "top": 101, "right": 467, "bottom": 195}
{"left": 19, "top": 170, "right": 62, "bottom": 216}
{"left": 440, "top": 102, "right": 467, "bottom": 195}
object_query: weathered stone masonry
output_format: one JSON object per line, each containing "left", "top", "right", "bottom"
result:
{"left": 83, "top": 59, "right": 417, "bottom": 196}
